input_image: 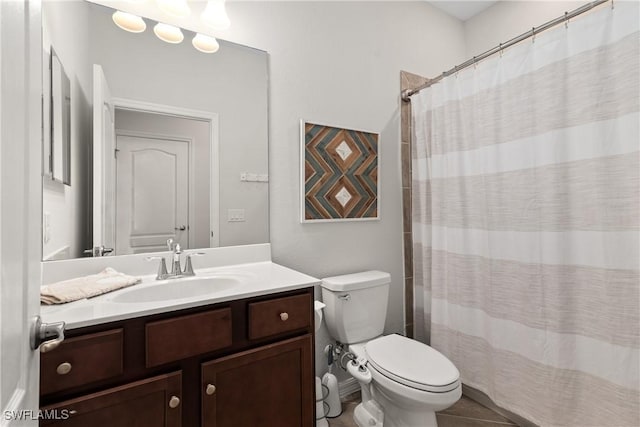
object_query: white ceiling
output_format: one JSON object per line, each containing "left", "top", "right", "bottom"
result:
{"left": 428, "top": 1, "right": 498, "bottom": 21}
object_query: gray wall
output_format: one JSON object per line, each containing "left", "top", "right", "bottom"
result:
{"left": 464, "top": 1, "right": 590, "bottom": 57}
{"left": 220, "top": 1, "right": 467, "bottom": 378}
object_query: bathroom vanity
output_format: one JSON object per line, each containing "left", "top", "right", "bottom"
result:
{"left": 39, "top": 259, "right": 318, "bottom": 427}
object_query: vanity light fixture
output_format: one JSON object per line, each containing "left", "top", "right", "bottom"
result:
{"left": 112, "top": 10, "right": 147, "bottom": 33}
{"left": 201, "top": 0, "right": 231, "bottom": 31}
{"left": 192, "top": 33, "right": 220, "bottom": 53}
{"left": 154, "top": 22, "right": 184, "bottom": 44}
{"left": 156, "top": 0, "right": 190, "bottom": 18}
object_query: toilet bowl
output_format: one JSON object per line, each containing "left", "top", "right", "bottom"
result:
{"left": 349, "top": 334, "right": 461, "bottom": 427}
{"left": 321, "top": 271, "right": 461, "bottom": 427}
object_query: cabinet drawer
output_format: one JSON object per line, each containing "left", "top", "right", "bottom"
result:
{"left": 248, "top": 293, "right": 311, "bottom": 340}
{"left": 40, "top": 371, "right": 182, "bottom": 427}
{"left": 146, "top": 308, "right": 232, "bottom": 368}
{"left": 41, "top": 329, "right": 123, "bottom": 396}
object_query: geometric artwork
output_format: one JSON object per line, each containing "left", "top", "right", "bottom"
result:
{"left": 301, "top": 121, "right": 379, "bottom": 222}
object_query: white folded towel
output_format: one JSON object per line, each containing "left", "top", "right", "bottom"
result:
{"left": 40, "top": 267, "right": 141, "bottom": 305}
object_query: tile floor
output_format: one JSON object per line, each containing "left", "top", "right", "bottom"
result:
{"left": 326, "top": 393, "right": 518, "bottom": 427}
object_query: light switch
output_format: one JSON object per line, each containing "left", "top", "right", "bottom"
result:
{"left": 228, "top": 209, "right": 245, "bottom": 222}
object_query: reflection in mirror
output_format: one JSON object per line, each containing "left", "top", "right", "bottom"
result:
{"left": 41, "top": 1, "right": 269, "bottom": 261}
{"left": 50, "top": 48, "right": 71, "bottom": 185}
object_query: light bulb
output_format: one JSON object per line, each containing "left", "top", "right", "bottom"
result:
{"left": 156, "top": 0, "right": 190, "bottom": 18}
{"left": 192, "top": 34, "right": 220, "bottom": 53}
{"left": 201, "top": 0, "right": 230, "bottom": 31}
{"left": 153, "top": 23, "right": 184, "bottom": 44}
{"left": 112, "top": 11, "right": 146, "bottom": 33}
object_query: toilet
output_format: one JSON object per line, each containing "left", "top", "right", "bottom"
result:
{"left": 321, "top": 271, "right": 461, "bottom": 427}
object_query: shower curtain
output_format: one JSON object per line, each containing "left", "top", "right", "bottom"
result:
{"left": 411, "top": 2, "right": 639, "bottom": 426}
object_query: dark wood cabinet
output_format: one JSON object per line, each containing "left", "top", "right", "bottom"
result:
{"left": 248, "top": 293, "right": 311, "bottom": 340}
{"left": 40, "top": 288, "right": 315, "bottom": 427}
{"left": 41, "top": 372, "right": 182, "bottom": 427}
{"left": 201, "top": 334, "right": 313, "bottom": 427}
{"left": 40, "top": 329, "right": 123, "bottom": 395}
{"left": 145, "top": 307, "right": 232, "bottom": 368}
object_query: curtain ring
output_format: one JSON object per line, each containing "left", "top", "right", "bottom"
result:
{"left": 564, "top": 11, "right": 569, "bottom": 28}
{"left": 531, "top": 27, "right": 535, "bottom": 43}
{"left": 499, "top": 43, "right": 503, "bottom": 57}
{"left": 473, "top": 56, "right": 477, "bottom": 69}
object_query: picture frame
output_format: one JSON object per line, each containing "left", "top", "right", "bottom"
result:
{"left": 300, "top": 120, "right": 379, "bottom": 222}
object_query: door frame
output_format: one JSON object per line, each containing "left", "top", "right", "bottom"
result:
{"left": 114, "top": 130, "right": 193, "bottom": 252}
{"left": 111, "top": 98, "right": 220, "bottom": 248}
{"left": 0, "top": 0, "right": 43, "bottom": 424}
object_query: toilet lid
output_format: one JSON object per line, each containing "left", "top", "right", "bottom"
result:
{"left": 365, "top": 334, "right": 460, "bottom": 392}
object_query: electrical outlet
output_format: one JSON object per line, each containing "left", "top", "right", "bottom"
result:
{"left": 227, "top": 209, "right": 245, "bottom": 222}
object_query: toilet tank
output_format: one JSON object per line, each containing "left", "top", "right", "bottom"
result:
{"left": 321, "top": 271, "right": 390, "bottom": 344}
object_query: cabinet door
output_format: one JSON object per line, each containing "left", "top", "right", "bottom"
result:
{"left": 40, "top": 372, "right": 182, "bottom": 427}
{"left": 201, "top": 334, "right": 313, "bottom": 427}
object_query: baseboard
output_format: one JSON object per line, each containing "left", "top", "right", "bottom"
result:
{"left": 338, "top": 378, "right": 360, "bottom": 400}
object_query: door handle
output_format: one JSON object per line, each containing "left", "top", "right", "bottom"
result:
{"left": 175, "top": 225, "right": 186, "bottom": 231}
{"left": 30, "top": 316, "right": 65, "bottom": 353}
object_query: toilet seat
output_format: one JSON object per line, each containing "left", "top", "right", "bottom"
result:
{"left": 364, "top": 334, "right": 460, "bottom": 393}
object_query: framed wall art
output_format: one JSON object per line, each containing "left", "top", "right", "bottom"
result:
{"left": 300, "top": 120, "right": 379, "bottom": 222}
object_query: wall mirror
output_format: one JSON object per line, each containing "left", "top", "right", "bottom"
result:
{"left": 41, "top": 0, "right": 269, "bottom": 261}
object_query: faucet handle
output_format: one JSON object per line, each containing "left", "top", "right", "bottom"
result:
{"left": 146, "top": 256, "right": 168, "bottom": 280}
{"left": 182, "top": 252, "right": 205, "bottom": 276}
{"left": 166, "top": 238, "right": 175, "bottom": 252}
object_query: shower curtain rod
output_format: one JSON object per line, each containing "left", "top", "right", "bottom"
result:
{"left": 401, "top": 0, "right": 610, "bottom": 102}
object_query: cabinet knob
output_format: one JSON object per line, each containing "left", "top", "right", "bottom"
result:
{"left": 280, "top": 312, "right": 289, "bottom": 321}
{"left": 205, "top": 384, "right": 216, "bottom": 395}
{"left": 56, "top": 362, "right": 72, "bottom": 375}
{"left": 168, "top": 396, "right": 180, "bottom": 409}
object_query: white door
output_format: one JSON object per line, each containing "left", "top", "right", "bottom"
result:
{"left": 92, "top": 64, "right": 116, "bottom": 254}
{"left": 115, "top": 135, "right": 189, "bottom": 254}
{"left": 0, "top": 0, "right": 42, "bottom": 425}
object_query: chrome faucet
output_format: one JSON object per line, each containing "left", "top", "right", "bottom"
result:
{"left": 169, "top": 240, "right": 183, "bottom": 276}
{"left": 146, "top": 239, "right": 205, "bottom": 280}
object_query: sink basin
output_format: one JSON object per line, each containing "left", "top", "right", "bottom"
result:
{"left": 110, "top": 276, "right": 241, "bottom": 303}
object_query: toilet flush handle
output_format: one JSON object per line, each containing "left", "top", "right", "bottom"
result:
{"left": 338, "top": 294, "right": 351, "bottom": 301}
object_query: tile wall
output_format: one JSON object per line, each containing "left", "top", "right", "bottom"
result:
{"left": 400, "top": 71, "right": 429, "bottom": 338}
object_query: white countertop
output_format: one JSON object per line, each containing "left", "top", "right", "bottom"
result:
{"left": 41, "top": 261, "right": 320, "bottom": 330}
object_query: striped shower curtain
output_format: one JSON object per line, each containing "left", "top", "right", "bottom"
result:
{"left": 411, "top": 2, "right": 639, "bottom": 426}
